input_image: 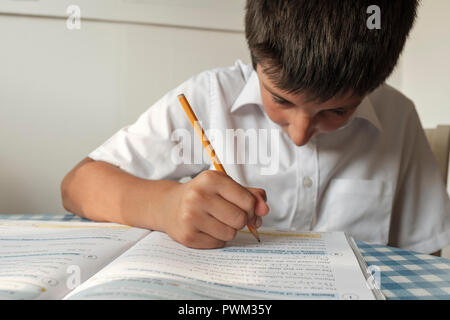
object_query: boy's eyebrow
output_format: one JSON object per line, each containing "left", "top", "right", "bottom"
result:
{"left": 262, "top": 79, "right": 361, "bottom": 110}
{"left": 261, "top": 81, "right": 295, "bottom": 105}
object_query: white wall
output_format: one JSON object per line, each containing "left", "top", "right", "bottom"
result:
{"left": 0, "top": 14, "right": 250, "bottom": 214}
{"left": 386, "top": 0, "right": 450, "bottom": 129}
{"left": 397, "top": 0, "right": 450, "bottom": 258}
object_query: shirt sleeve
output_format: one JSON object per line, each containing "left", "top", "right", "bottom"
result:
{"left": 388, "top": 105, "right": 450, "bottom": 254}
{"left": 88, "top": 72, "right": 212, "bottom": 181}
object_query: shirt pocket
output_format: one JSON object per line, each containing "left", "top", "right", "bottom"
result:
{"left": 320, "top": 179, "right": 394, "bottom": 244}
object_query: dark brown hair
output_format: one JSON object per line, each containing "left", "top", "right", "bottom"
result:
{"left": 245, "top": 0, "right": 419, "bottom": 102}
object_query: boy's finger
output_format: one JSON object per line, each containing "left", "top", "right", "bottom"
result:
{"left": 247, "top": 187, "right": 270, "bottom": 217}
{"left": 195, "top": 211, "right": 238, "bottom": 242}
{"left": 248, "top": 187, "right": 267, "bottom": 202}
{"left": 213, "top": 174, "right": 257, "bottom": 222}
{"left": 205, "top": 195, "right": 249, "bottom": 230}
{"left": 256, "top": 216, "right": 262, "bottom": 228}
{"left": 183, "top": 230, "right": 226, "bottom": 249}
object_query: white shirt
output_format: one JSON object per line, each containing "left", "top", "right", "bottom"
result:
{"left": 89, "top": 60, "right": 450, "bottom": 254}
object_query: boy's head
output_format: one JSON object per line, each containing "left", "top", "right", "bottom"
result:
{"left": 245, "top": 0, "right": 419, "bottom": 146}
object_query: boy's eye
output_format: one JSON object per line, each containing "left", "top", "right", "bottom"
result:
{"left": 326, "top": 108, "right": 349, "bottom": 116}
{"left": 271, "top": 95, "right": 292, "bottom": 106}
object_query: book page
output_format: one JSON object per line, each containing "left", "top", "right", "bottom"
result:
{"left": 65, "top": 229, "right": 378, "bottom": 300}
{"left": 0, "top": 220, "right": 149, "bottom": 299}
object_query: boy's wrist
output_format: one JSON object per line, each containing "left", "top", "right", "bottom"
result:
{"left": 141, "top": 179, "right": 183, "bottom": 233}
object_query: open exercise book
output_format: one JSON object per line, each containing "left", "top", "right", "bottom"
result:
{"left": 0, "top": 220, "right": 384, "bottom": 300}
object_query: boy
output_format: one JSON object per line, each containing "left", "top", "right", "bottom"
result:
{"left": 61, "top": 0, "right": 449, "bottom": 253}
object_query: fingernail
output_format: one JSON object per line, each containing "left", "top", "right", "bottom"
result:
{"left": 256, "top": 216, "right": 262, "bottom": 228}
{"left": 250, "top": 215, "right": 257, "bottom": 227}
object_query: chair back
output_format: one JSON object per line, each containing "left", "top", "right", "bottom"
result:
{"left": 424, "top": 125, "right": 450, "bottom": 186}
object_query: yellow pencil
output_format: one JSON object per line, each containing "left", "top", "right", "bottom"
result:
{"left": 177, "top": 93, "right": 260, "bottom": 242}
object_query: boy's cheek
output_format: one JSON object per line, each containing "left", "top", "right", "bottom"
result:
{"left": 260, "top": 96, "right": 294, "bottom": 126}
{"left": 316, "top": 111, "right": 357, "bottom": 133}
{"left": 315, "top": 121, "right": 344, "bottom": 133}
{"left": 261, "top": 100, "right": 354, "bottom": 140}
{"left": 316, "top": 122, "right": 341, "bottom": 133}
{"left": 262, "top": 104, "right": 288, "bottom": 126}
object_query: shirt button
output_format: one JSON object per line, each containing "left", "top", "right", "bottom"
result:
{"left": 303, "top": 177, "right": 313, "bottom": 188}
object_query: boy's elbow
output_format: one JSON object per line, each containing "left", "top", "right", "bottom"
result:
{"left": 60, "top": 172, "right": 72, "bottom": 212}
{"left": 61, "top": 169, "right": 77, "bottom": 213}
{"left": 60, "top": 157, "right": 94, "bottom": 214}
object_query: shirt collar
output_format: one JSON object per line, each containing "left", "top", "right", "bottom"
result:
{"left": 350, "top": 95, "right": 383, "bottom": 132}
{"left": 230, "top": 71, "right": 262, "bottom": 112}
{"left": 230, "top": 70, "right": 382, "bottom": 132}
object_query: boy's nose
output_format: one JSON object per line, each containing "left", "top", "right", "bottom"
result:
{"left": 288, "top": 116, "right": 314, "bottom": 146}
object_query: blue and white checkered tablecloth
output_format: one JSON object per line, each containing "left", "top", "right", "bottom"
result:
{"left": 356, "top": 242, "right": 450, "bottom": 299}
{"left": 1, "top": 214, "right": 449, "bottom": 300}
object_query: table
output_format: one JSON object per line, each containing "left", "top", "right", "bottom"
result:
{"left": 1, "top": 214, "right": 450, "bottom": 300}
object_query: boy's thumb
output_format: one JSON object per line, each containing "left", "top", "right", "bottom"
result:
{"left": 247, "top": 187, "right": 269, "bottom": 217}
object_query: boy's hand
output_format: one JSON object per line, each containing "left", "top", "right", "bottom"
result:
{"left": 162, "top": 170, "right": 269, "bottom": 249}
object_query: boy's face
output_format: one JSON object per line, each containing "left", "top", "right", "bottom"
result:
{"left": 256, "top": 65, "right": 364, "bottom": 146}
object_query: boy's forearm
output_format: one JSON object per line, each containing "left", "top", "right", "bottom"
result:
{"left": 61, "top": 158, "right": 179, "bottom": 231}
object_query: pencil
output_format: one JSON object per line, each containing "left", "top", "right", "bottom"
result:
{"left": 177, "top": 93, "right": 261, "bottom": 242}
